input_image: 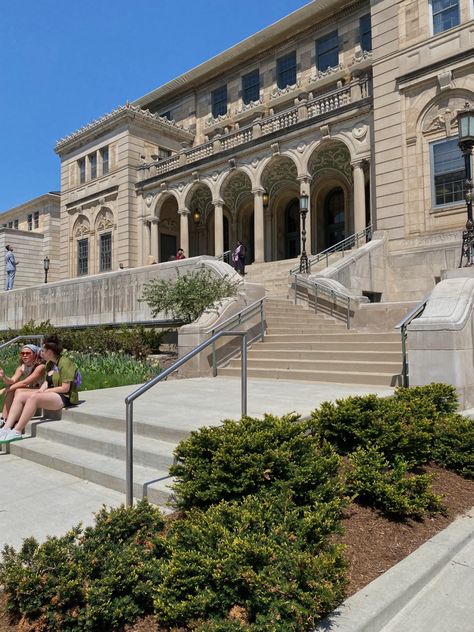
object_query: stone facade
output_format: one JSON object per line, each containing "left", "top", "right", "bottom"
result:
{"left": 0, "top": 193, "right": 61, "bottom": 289}
{"left": 48, "top": 0, "right": 474, "bottom": 304}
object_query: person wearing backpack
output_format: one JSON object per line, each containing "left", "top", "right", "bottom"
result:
{"left": 232, "top": 240, "right": 246, "bottom": 276}
{"left": 0, "top": 334, "right": 80, "bottom": 443}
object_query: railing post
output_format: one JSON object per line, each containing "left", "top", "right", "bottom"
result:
{"left": 401, "top": 325, "right": 409, "bottom": 387}
{"left": 212, "top": 338, "right": 217, "bottom": 377}
{"left": 260, "top": 301, "right": 265, "bottom": 342}
{"left": 125, "top": 401, "right": 134, "bottom": 507}
{"left": 314, "top": 285, "right": 318, "bottom": 314}
{"left": 331, "top": 291, "right": 335, "bottom": 316}
{"left": 294, "top": 275, "right": 298, "bottom": 304}
{"left": 347, "top": 297, "right": 351, "bottom": 329}
{"left": 241, "top": 334, "right": 247, "bottom": 417}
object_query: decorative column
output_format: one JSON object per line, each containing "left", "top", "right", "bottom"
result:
{"left": 142, "top": 218, "right": 151, "bottom": 265}
{"left": 150, "top": 218, "right": 159, "bottom": 263}
{"left": 252, "top": 188, "right": 265, "bottom": 263}
{"left": 298, "top": 177, "right": 312, "bottom": 255}
{"left": 179, "top": 209, "right": 190, "bottom": 257}
{"left": 213, "top": 199, "right": 224, "bottom": 256}
{"left": 352, "top": 160, "right": 366, "bottom": 235}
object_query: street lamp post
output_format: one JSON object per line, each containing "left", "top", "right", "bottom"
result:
{"left": 299, "top": 194, "right": 309, "bottom": 274}
{"left": 43, "top": 256, "right": 50, "bottom": 283}
{"left": 457, "top": 103, "right": 474, "bottom": 267}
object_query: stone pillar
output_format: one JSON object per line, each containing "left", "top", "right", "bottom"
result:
{"left": 142, "top": 219, "right": 151, "bottom": 265}
{"left": 252, "top": 189, "right": 265, "bottom": 263}
{"left": 213, "top": 200, "right": 224, "bottom": 256}
{"left": 150, "top": 218, "right": 159, "bottom": 263}
{"left": 298, "top": 177, "right": 312, "bottom": 256}
{"left": 352, "top": 160, "right": 366, "bottom": 235}
{"left": 179, "top": 210, "right": 190, "bottom": 257}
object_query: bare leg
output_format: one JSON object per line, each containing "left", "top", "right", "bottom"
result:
{"left": 13, "top": 392, "right": 64, "bottom": 433}
{"left": 2, "top": 390, "right": 13, "bottom": 418}
{"left": 4, "top": 390, "right": 37, "bottom": 430}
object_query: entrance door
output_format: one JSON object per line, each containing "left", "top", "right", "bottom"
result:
{"left": 325, "top": 187, "right": 345, "bottom": 247}
{"left": 284, "top": 198, "right": 300, "bottom": 259}
{"left": 160, "top": 233, "right": 177, "bottom": 262}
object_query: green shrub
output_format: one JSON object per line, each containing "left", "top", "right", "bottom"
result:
{"left": 394, "top": 383, "right": 459, "bottom": 415}
{"left": 171, "top": 413, "right": 344, "bottom": 511}
{"left": 0, "top": 500, "right": 165, "bottom": 631}
{"left": 311, "top": 393, "right": 437, "bottom": 466}
{"left": 433, "top": 413, "right": 474, "bottom": 478}
{"left": 346, "top": 446, "right": 444, "bottom": 519}
{"left": 154, "top": 492, "right": 347, "bottom": 631}
{"left": 141, "top": 269, "right": 240, "bottom": 323}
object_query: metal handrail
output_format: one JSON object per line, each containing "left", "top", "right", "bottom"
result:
{"left": 394, "top": 296, "right": 429, "bottom": 387}
{"left": 293, "top": 275, "right": 352, "bottom": 329}
{"left": 0, "top": 335, "right": 44, "bottom": 351}
{"left": 124, "top": 329, "right": 248, "bottom": 506}
{"left": 216, "top": 250, "right": 232, "bottom": 265}
{"left": 289, "top": 225, "right": 372, "bottom": 276}
{"left": 210, "top": 297, "right": 266, "bottom": 374}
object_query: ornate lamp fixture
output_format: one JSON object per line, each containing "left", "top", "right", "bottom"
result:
{"left": 262, "top": 191, "right": 269, "bottom": 208}
{"left": 299, "top": 194, "right": 309, "bottom": 274}
{"left": 457, "top": 103, "right": 474, "bottom": 266}
{"left": 193, "top": 208, "right": 201, "bottom": 225}
{"left": 43, "top": 256, "right": 50, "bottom": 284}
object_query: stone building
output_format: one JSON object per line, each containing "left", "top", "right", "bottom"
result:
{"left": 0, "top": 193, "right": 61, "bottom": 289}
{"left": 54, "top": 0, "right": 474, "bottom": 299}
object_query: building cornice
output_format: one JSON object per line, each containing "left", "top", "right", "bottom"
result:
{"left": 0, "top": 193, "right": 60, "bottom": 219}
{"left": 55, "top": 104, "right": 195, "bottom": 155}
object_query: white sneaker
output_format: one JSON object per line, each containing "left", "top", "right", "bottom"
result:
{"left": 0, "top": 429, "right": 22, "bottom": 443}
{"left": 0, "top": 428, "right": 7, "bottom": 439}
{"left": 0, "top": 416, "right": 5, "bottom": 429}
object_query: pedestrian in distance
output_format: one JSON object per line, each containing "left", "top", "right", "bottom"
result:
{"left": 176, "top": 248, "right": 186, "bottom": 260}
{"left": 232, "top": 240, "right": 246, "bottom": 276}
{"left": 4, "top": 245, "right": 17, "bottom": 291}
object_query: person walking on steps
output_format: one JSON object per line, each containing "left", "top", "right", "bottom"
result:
{"left": 232, "top": 240, "right": 246, "bottom": 276}
{"left": 4, "top": 245, "right": 17, "bottom": 291}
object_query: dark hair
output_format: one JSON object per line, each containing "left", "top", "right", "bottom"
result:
{"left": 43, "top": 334, "right": 63, "bottom": 356}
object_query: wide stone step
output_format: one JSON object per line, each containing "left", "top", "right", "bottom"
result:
{"left": 264, "top": 332, "right": 401, "bottom": 343}
{"left": 9, "top": 437, "right": 173, "bottom": 505}
{"left": 248, "top": 349, "right": 403, "bottom": 362}
{"left": 261, "top": 340, "right": 402, "bottom": 351}
{"left": 35, "top": 420, "right": 176, "bottom": 470}
{"left": 267, "top": 326, "right": 348, "bottom": 334}
{"left": 219, "top": 366, "right": 401, "bottom": 387}
{"left": 227, "top": 358, "right": 401, "bottom": 373}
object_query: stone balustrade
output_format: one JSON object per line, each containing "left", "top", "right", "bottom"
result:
{"left": 138, "top": 76, "right": 371, "bottom": 181}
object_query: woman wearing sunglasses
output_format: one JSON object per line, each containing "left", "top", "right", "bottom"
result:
{"left": 0, "top": 335, "right": 78, "bottom": 443}
{"left": 0, "top": 344, "right": 45, "bottom": 426}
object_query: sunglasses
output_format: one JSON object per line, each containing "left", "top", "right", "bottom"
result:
{"left": 20, "top": 351, "right": 33, "bottom": 356}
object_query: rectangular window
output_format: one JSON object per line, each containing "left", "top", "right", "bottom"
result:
{"left": 276, "top": 51, "right": 297, "bottom": 89}
{"left": 8, "top": 222, "right": 13, "bottom": 228}
{"left": 432, "top": 137, "right": 464, "bottom": 206}
{"left": 211, "top": 85, "right": 228, "bottom": 118}
{"left": 34, "top": 211, "right": 39, "bottom": 229}
{"left": 78, "top": 157, "right": 86, "bottom": 184}
{"left": 360, "top": 14, "right": 372, "bottom": 52}
{"left": 99, "top": 232, "right": 112, "bottom": 272}
{"left": 242, "top": 69, "right": 260, "bottom": 104}
{"left": 89, "top": 152, "right": 97, "bottom": 180}
{"left": 316, "top": 31, "right": 339, "bottom": 72}
{"left": 27, "top": 214, "right": 33, "bottom": 231}
{"left": 159, "top": 147, "right": 172, "bottom": 160}
{"left": 432, "top": 0, "right": 460, "bottom": 34}
{"left": 160, "top": 111, "right": 172, "bottom": 120}
{"left": 14, "top": 220, "right": 18, "bottom": 229}
{"left": 100, "top": 147, "right": 109, "bottom": 175}
{"left": 77, "top": 238, "right": 89, "bottom": 276}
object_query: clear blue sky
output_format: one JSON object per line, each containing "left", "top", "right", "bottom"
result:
{"left": 0, "top": 0, "right": 311, "bottom": 213}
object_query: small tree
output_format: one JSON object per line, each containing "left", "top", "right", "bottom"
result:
{"left": 141, "top": 269, "right": 240, "bottom": 324}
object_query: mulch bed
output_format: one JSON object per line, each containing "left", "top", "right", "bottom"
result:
{"left": 1, "top": 465, "right": 473, "bottom": 631}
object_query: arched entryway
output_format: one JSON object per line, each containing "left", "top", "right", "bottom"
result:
{"left": 284, "top": 198, "right": 300, "bottom": 258}
{"left": 324, "top": 187, "right": 345, "bottom": 246}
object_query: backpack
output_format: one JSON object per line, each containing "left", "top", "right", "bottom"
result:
{"left": 74, "top": 370, "right": 82, "bottom": 388}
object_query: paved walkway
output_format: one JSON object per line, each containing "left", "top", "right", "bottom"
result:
{"left": 1, "top": 377, "right": 473, "bottom": 630}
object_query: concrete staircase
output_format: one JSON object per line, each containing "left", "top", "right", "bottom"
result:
{"left": 7, "top": 408, "right": 182, "bottom": 505}
{"left": 219, "top": 297, "right": 403, "bottom": 386}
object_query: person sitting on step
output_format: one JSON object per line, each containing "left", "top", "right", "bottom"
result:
{"left": 0, "top": 344, "right": 45, "bottom": 427}
{"left": 0, "top": 335, "right": 79, "bottom": 443}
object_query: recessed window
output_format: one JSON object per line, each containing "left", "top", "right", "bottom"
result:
{"left": 211, "top": 85, "right": 228, "bottom": 118}
{"left": 8, "top": 221, "right": 13, "bottom": 229}
{"left": 89, "top": 153, "right": 97, "bottom": 180}
{"left": 242, "top": 69, "right": 260, "bottom": 104}
{"left": 99, "top": 232, "right": 112, "bottom": 272}
{"left": 276, "top": 51, "right": 297, "bottom": 89}
{"left": 77, "top": 238, "right": 89, "bottom": 276}
{"left": 159, "top": 147, "right": 172, "bottom": 160}
{"left": 431, "top": 0, "right": 460, "bottom": 35}
{"left": 160, "top": 111, "right": 172, "bottom": 120}
{"left": 100, "top": 147, "right": 109, "bottom": 176}
{"left": 78, "top": 158, "right": 86, "bottom": 184}
{"left": 27, "top": 214, "right": 33, "bottom": 231}
{"left": 14, "top": 220, "right": 18, "bottom": 229}
{"left": 316, "top": 31, "right": 339, "bottom": 72}
{"left": 360, "top": 14, "right": 372, "bottom": 52}
{"left": 34, "top": 211, "right": 39, "bottom": 229}
{"left": 431, "top": 137, "right": 464, "bottom": 206}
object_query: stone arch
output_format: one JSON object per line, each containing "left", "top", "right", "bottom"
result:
{"left": 72, "top": 215, "right": 91, "bottom": 276}
{"left": 308, "top": 141, "right": 353, "bottom": 251}
{"left": 94, "top": 207, "right": 114, "bottom": 272}
{"left": 220, "top": 169, "right": 253, "bottom": 257}
{"left": 418, "top": 90, "right": 472, "bottom": 137}
{"left": 153, "top": 191, "right": 179, "bottom": 218}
